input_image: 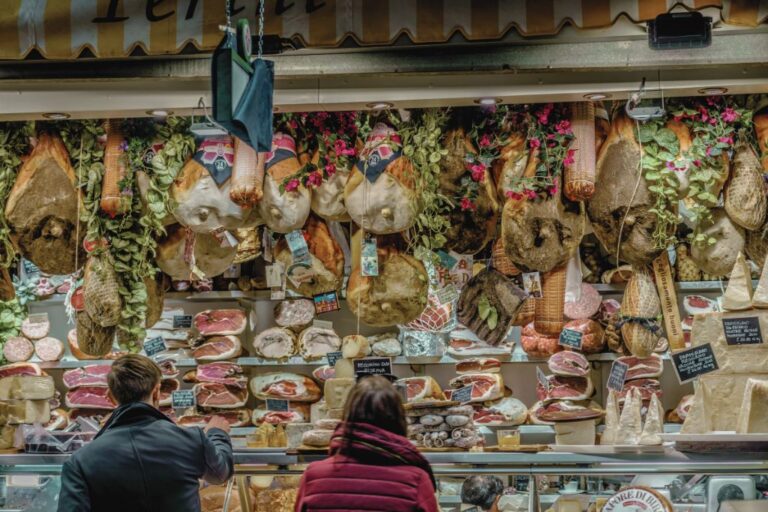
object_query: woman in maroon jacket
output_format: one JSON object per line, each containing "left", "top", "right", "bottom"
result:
{"left": 295, "top": 375, "right": 439, "bottom": 512}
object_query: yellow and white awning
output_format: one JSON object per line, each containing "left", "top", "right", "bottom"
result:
{"left": 1, "top": 0, "right": 767, "bottom": 60}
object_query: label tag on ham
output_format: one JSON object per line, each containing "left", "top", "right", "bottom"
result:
{"left": 285, "top": 230, "right": 311, "bottom": 265}
{"left": 354, "top": 357, "right": 392, "bottom": 377}
{"left": 27, "top": 313, "right": 49, "bottom": 324}
{"left": 173, "top": 315, "right": 193, "bottom": 329}
{"left": 452, "top": 384, "right": 475, "bottom": 404}
{"left": 436, "top": 250, "right": 458, "bottom": 271}
{"left": 558, "top": 328, "right": 583, "bottom": 350}
{"left": 653, "top": 253, "right": 685, "bottom": 351}
{"left": 522, "top": 272, "right": 543, "bottom": 298}
{"left": 313, "top": 291, "right": 340, "bottom": 314}
{"left": 722, "top": 317, "right": 763, "bottom": 346}
{"left": 326, "top": 351, "right": 343, "bottom": 367}
{"left": 361, "top": 236, "right": 379, "bottom": 277}
{"left": 435, "top": 284, "right": 459, "bottom": 305}
{"left": 607, "top": 360, "right": 629, "bottom": 392}
{"left": 266, "top": 398, "right": 290, "bottom": 412}
{"left": 144, "top": 336, "right": 167, "bottom": 358}
{"left": 536, "top": 367, "right": 549, "bottom": 391}
{"left": 287, "top": 262, "right": 316, "bottom": 287}
{"left": 171, "top": 389, "right": 196, "bottom": 408}
{"left": 671, "top": 343, "right": 719, "bottom": 384}
{"left": 266, "top": 262, "right": 284, "bottom": 288}
{"left": 263, "top": 228, "right": 274, "bottom": 263}
{"left": 450, "top": 253, "right": 473, "bottom": 289}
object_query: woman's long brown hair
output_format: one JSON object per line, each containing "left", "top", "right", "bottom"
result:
{"left": 342, "top": 375, "right": 407, "bottom": 437}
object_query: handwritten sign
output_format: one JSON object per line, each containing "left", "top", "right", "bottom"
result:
{"left": 653, "top": 252, "right": 685, "bottom": 350}
{"left": 173, "top": 315, "right": 193, "bottom": 329}
{"left": 558, "top": 328, "right": 583, "bottom": 350}
{"left": 672, "top": 343, "right": 719, "bottom": 384}
{"left": 451, "top": 384, "right": 474, "bottom": 404}
{"left": 143, "top": 337, "right": 167, "bottom": 358}
{"left": 435, "top": 284, "right": 459, "bottom": 305}
{"left": 353, "top": 357, "right": 392, "bottom": 376}
{"left": 723, "top": 317, "right": 763, "bottom": 346}
{"left": 266, "top": 399, "right": 290, "bottom": 412}
{"left": 607, "top": 360, "right": 629, "bottom": 392}
{"left": 171, "top": 390, "right": 196, "bottom": 409}
{"left": 326, "top": 351, "right": 343, "bottom": 367}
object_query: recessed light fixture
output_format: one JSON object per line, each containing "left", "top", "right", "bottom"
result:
{"left": 42, "top": 112, "right": 70, "bottom": 120}
{"left": 474, "top": 98, "right": 502, "bottom": 105}
{"left": 697, "top": 87, "right": 728, "bottom": 95}
{"left": 583, "top": 93, "right": 611, "bottom": 101}
{"left": 365, "top": 102, "right": 394, "bottom": 110}
{"left": 146, "top": 109, "right": 172, "bottom": 117}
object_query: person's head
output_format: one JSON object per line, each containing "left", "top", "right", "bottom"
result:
{"left": 342, "top": 375, "right": 407, "bottom": 437}
{"left": 107, "top": 354, "right": 162, "bottom": 407}
{"left": 461, "top": 475, "right": 505, "bottom": 511}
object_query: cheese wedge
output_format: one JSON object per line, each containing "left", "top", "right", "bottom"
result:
{"left": 324, "top": 378, "right": 355, "bottom": 410}
{"left": 736, "top": 378, "right": 768, "bottom": 433}
{"left": 600, "top": 389, "right": 619, "bottom": 445}
{"left": 0, "top": 376, "right": 54, "bottom": 400}
{"left": 752, "top": 255, "right": 768, "bottom": 308}
{"left": 723, "top": 252, "right": 753, "bottom": 311}
{"left": 0, "top": 400, "right": 50, "bottom": 425}
{"left": 639, "top": 393, "right": 663, "bottom": 445}
{"left": 615, "top": 387, "right": 642, "bottom": 445}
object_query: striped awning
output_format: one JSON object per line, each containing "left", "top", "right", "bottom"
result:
{"left": 1, "top": 0, "right": 767, "bottom": 60}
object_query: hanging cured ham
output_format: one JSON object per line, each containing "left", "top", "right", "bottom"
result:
{"left": 724, "top": 139, "right": 767, "bottom": 230}
{"left": 438, "top": 127, "right": 499, "bottom": 254}
{"left": 345, "top": 122, "right": 417, "bottom": 235}
{"left": 155, "top": 223, "right": 236, "bottom": 280}
{"left": 690, "top": 208, "right": 745, "bottom": 277}
{"left": 228, "top": 136, "right": 265, "bottom": 208}
{"left": 171, "top": 135, "right": 260, "bottom": 233}
{"left": 258, "top": 132, "right": 311, "bottom": 233}
{"left": 5, "top": 133, "right": 85, "bottom": 275}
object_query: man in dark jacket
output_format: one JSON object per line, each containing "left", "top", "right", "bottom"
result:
{"left": 57, "top": 354, "right": 234, "bottom": 512}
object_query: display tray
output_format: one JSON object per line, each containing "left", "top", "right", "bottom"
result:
{"left": 548, "top": 444, "right": 667, "bottom": 454}
{"left": 660, "top": 433, "right": 768, "bottom": 452}
{"left": 484, "top": 444, "right": 549, "bottom": 453}
{"left": 404, "top": 400, "right": 459, "bottom": 411}
{"left": 289, "top": 445, "right": 330, "bottom": 454}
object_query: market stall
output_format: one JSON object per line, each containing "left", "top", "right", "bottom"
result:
{"left": 1, "top": 1, "right": 768, "bottom": 511}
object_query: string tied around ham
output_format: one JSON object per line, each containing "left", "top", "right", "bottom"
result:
{"left": 615, "top": 313, "right": 663, "bottom": 335}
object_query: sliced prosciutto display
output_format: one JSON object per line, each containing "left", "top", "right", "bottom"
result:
{"left": 397, "top": 376, "right": 446, "bottom": 402}
{"left": 65, "top": 386, "right": 116, "bottom": 410}
{"left": 250, "top": 372, "right": 322, "bottom": 402}
{"left": 252, "top": 404, "right": 310, "bottom": 425}
{"left": 193, "top": 309, "right": 246, "bottom": 336}
{"left": 536, "top": 375, "right": 594, "bottom": 401}
{"left": 158, "top": 379, "right": 180, "bottom": 406}
{"left": 157, "top": 359, "right": 179, "bottom": 379}
{"left": 177, "top": 409, "right": 251, "bottom": 428}
{"left": 548, "top": 351, "right": 590, "bottom": 377}
{"left": 618, "top": 378, "right": 662, "bottom": 402}
{"left": 194, "top": 382, "right": 248, "bottom": 409}
{"left": 531, "top": 399, "right": 604, "bottom": 423}
{"left": 191, "top": 335, "right": 242, "bottom": 362}
{"left": 616, "top": 354, "right": 663, "bottom": 380}
{"left": 63, "top": 365, "right": 111, "bottom": 388}
{"left": 183, "top": 362, "right": 246, "bottom": 387}
{"left": 0, "top": 362, "right": 42, "bottom": 379}
{"left": 448, "top": 373, "right": 504, "bottom": 403}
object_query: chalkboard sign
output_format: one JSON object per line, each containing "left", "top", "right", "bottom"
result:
{"left": 723, "top": 316, "right": 763, "bottom": 346}
{"left": 266, "top": 399, "right": 289, "bottom": 412}
{"left": 558, "top": 328, "right": 583, "bottom": 350}
{"left": 435, "top": 284, "right": 459, "bottom": 305}
{"left": 672, "top": 343, "right": 719, "bottom": 384}
{"left": 607, "top": 360, "right": 629, "bottom": 392}
{"left": 143, "top": 337, "right": 167, "bottom": 357}
{"left": 173, "top": 315, "right": 193, "bottom": 329}
{"left": 353, "top": 357, "right": 392, "bottom": 376}
{"left": 326, "top": 351, "right": 343, "bottom": 367}
{"left": 451, "top": 384, "right": 475, "bottom": 404}
{"left": 171, "top": 390, "right": 196, "bottom": 408}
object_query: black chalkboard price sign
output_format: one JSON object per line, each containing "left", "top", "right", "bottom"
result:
{"left": 558, "top": 328, "right": 583, "bottom": 350}
{"left": 173, "top": 315, "right": 193, "bottom": 329}
{"left": 722, "top": 316, "right": 763, "bottom": 346}
{"left": 266, "top": 399, "right": 290, "bottom": 412}
{"left": 451, "top": 384, "right": 475, "bottom": 404}
{"left": 671, "top": 343, "right": 719, "bottom": 384}
{"left": 353, "top": 357, "right": 392, "bottom": 376}
{"left": 607, "top": 360, "right": 629, "bottom": 392}
{"left": 171, "top": 390, "right": 196, "bottom": 409}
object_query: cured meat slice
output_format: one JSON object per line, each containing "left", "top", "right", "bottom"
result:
{"left": 537, "top": 375, "right": 594, "bottom": 401}
{"left": 34, "top": 337, "right": 64, "bottom": 362}
{"left": 252, "top": 327, "right": 296, "bottom": 359}
{"left": 447, "top": 338, "right": 513, "bottom": 359}
{"left": 250, "top": 372, "right": 322, "bottom": 402}
{"left": 616, "top": 354, "right": 663, "bottom": 380}
{"left": 65, "top": 386, "right": 116, "bottom": 410}
{"left": 448, "top": 373, "right": 504, "bottom": 403}
{"left": 158, "top": 379, "right": 180, "bottom": 406}
{"left": 157, "top": 360, "right": 179, "bottom": 379}
{"left": 683, "top": 295, "right": 718, "bottom": 316}
{"left": 667, "top": 394, "right": 694, "bottom": 423}
{"left": 456, "top": 269, "right": 526, "bottom": 346}
{"left": 299, "top": 327, "right": 342, "bottom": 361}
{"left": 312, "top": 365, "right": 335, "bottom": 382}
{"left": 177, "top": 409, "right": 251, "bottom": 428}
{"left": 396, "top": 377, "right": 445, "bottom": 402}
{"left": 3, "top": 337, "right": 33, "bottom": 363}
{"left": 63, "top": 365, "right": 111, "bottom": 389}
{"left": 252, "top": 403, "right": 310, "bottom": 425}
{"left": 191, "top": 336, "right": 242, "bottom": 362}
{"left": 182, "top": 362, "right": 246, "bottom": 387}
{"left": 618, "top": 378, "right": 662, "bottom": 402}
{"left": 473, "top": 395, "right": 528, "bottom": 426}
{"left": 530, "top": 399, "right": 604, "bottom": 424}
{"left": 520, "top": 323, "right": 561, "bottom": 359}
{"left": 5, "top": 133, "right": 84, "bottom": 274}
{"left": 194, "top": 382, "right": 248, "bottom": 409}
{"left": 193, "top": 309, "right": 246, "bottom": 336}
{"left": 564, "top": 283, "right": 601, "bottom": 320}
{"left": 273, "top": 299, "right": 315, "bottom": 329}
{"left": 0, "top": 363, "right": 41, "bottom": 379}
{"left": 548, "top": 351, "right": 590, "bottom": 377}
{"left": 455, "top": 358, "right": 501, "bottom": 374}
{"left": 21, "top": 318, "right": 50, "bottom": 340}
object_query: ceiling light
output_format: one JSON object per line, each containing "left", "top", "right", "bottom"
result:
{"left": 42, "top": 112, "right": 70, "bottom": 120}
{"left": 697, "top": 87, "right": 727, "bottom": 95}
{"left": 474, "top": 98, "right": 502, "bottom": 105}
{"left": 146, "top": 109, "right": 172, "bottom": 117}
{"left": 584, "top": 93, "right": 611, "bottom": 101}
{"left": 366, "top": 102, "right": 393, "bottom": 110}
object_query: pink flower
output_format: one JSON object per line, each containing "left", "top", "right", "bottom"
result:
{"left": 306, "top": 172, "right": 324, "bottom": 188}
{"left": 546, "top": 133, "right": 556, "bottom": 140}
{"left": 673, "top": 115, "right": 683, "bottom": 122}
{"left": 285, "top": 179, "right": 300, "bottom": 192}
{"left": 506, "top": 191, "right": 523, "bottom": 201}
{"left": 718, "top": 136, "right": 733, "bottom": 145}
{"left": 537, "top": 114, "right": 549, "bottom": 125}
{"left": 693, "top": 160, "right": 702, "bottom": 167}
{"left": 721, "top": 107, "right": 739, "bottom": 123}
{"left": 324, "top": 164, "right": 336, "bottom": 177}
{"left": 525, "top": 189, "right": 537, "bottom": 200}
{"left": 342, "top": 148, "right": 356, "bottom": 157}
{"left": 529, "top": 138, "right": 541, "bottom": 149}
{"left": 706, "top": 146, "right": 714, "bottom": 157}
{"left": 548, "top": 183, "right": 559, "bottom": 196}
{"left": 460, "top": 197, "right": 477, "bottom": 211}
{"left": 479, "top": 134, "right": 492, "bottom": 148}
{"left": 709, "top": 117, "right": 717, "bottom": 126}
{"left": 555, "top": 120, "right": 572, "bottom": 135}
{"left": 470, "top": 163, "right": 486, "bottom": 182}
{"left": 288, "top": 120, "right": 298, "bottom": 130}
{"left": 666, "top": 161, "right": 676, "bottom": 170}
{"left": 563, "top": 149, "right": 576, "bottom": 167}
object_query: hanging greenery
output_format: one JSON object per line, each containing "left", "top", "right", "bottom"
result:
{"left": 0, "top": 122, "right": 34, "bottom": 268}
{"left": 0, "top": 298, "right": 22, "bottom": 364}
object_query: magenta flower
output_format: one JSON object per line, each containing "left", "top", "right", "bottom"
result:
{"left": 721, "top": 108, "right": 739, "bottom": 123}
{"left": 479, "top": 134, "right": 492, "bottom": 148}
{"left": 470, "top": 163, "right": 486, "bottom": 182}
{"left": 718, "top": 136, "right": 734, "bottom": 145}
{"left": 506, "top": 191, "right": 523, "bottom": 201}
{"left": 285, "top": 179, "right": 300, "bottom": 192}
{"left": 563, "top": 149, "right": 576, "bottom": 167}
{"left": 460, "top": 197, "right": 477, "bottom": 211}
{"left": 666, "top": 161, "right": 676, "bottom": 170}
{"left": 555, "top": 120, "right": 572, "bottom": 135}
{"left": 693, "top": 160, "right": 702, "bottom": 167}
{"left": 306, "top": 172, "right": 324, "bottom": 188}
{"left": 525, "top": 189, "right": 537, "bottom": 200}
{"left": 706, "top": 147, "right": 714, "bottom": 157}
{"left": 324, "top": 164, "right": 336, "bottom": 177}
{"left": 529, "top": 138, "right": 541, "bottom": 149}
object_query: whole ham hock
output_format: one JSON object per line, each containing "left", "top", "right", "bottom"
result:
{"left": 5, "top": 132, "right": 85, "bottom": 274}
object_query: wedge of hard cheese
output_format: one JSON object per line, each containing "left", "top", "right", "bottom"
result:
{"left": 0, "top": 376, "right": 54, "bottom": 400}
{"left": 722, "top": 252, "right": 753, "bottom": 311}
{"left": 691, "top": 311, "right": 768, "bottom": 374}
{"left": 682, "top": 373, "right": 767, "bottom": 433}
{"left": 0, "top": 400, "right": 50, "bottom": 425}
{"left": 752, "top": 254, "right": 768, "bottom": 308}
{"left": 736, "top": 378, "right": 768, "bottom": 433}
{"left": 324, "top": 378, "right": 355, "bottom": 410}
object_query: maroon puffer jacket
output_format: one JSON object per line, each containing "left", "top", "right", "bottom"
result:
{"left": 295, "top": 422, "right": 438, "bottom": 512}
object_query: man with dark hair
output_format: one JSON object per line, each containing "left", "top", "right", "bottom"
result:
{"left": 57, "top": 354, "right": 233, "bottom": 512}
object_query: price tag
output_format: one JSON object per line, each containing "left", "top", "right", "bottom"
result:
{"left": 522, "top": 272, "right": 543, "bottom": 298}
{"left": 607, "top": 360, "right": 629, "bottom": 392}
{"left": 449, "top": 253, "right": 473, "bottom": 289}
{"left": 173, "top": 315, "right": 193, "bottom": 329}
{"left": 27, "top": 313, "right": 49, "bottom": 324}
{"left": 671, "top": 343, "right": 719, "bottom": 384}
{"left": 354, "top": 357, "right": 393, "bottom": 377}
{"left": 313, "top": 291, "right": 340, "bottom": 314}
{"left": 558, "top": 328, "right": 583, "bottom": 350}
{"left": 722, "top": 316, "right": 763, "bottom": 345}
{"left": 361, "top": 236, "right": 379, "bottom": 277}
{"left": 451, "top": 384, "right": 474, "bottom": 404}
{"left": 436, "top": 250, "right": 458, "bottom": 271}
{"left": 212, "top": 228, "right": 239, "bottom": 248}
{"left": 266, "top": 398, "right": 289, "bottom": 412}
{"left": 262, "top": 228, "right": 274, "bottom": 263}
{"left": 265, "top": 262, "right": 284, "bottom": 288}
{"left": 435, "top": 284, "right": 459, "bottom": 305}
{"left": 286, "top": 262, "right": 316, "bottom": 288}
{"left": 171, "top": 390, "right": 196, "bottom": 409}
{"left": 536, "top": 367, "right": 549, "bottom": 391}
{"left": 285, "top": 230, "right": 311, "bottom": 264}
{"left": 326, "top": 351, "right": 343, "bottom": 367}
{"left": 143, "top": 336, "right": 167, "bottom": 358}
{"left": 313, "top": 319, "right": 333, "bottom": 330}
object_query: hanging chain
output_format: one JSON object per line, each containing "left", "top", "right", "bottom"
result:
{"left": 225, "top": 0, "right": 232, "bottom": 28}
{"left": 257, "top": 0, "right": 265, "bottom": 59}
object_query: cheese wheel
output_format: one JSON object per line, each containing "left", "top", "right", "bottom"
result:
{"left": 341, "top": 335, "right": 371, "bottom": 359}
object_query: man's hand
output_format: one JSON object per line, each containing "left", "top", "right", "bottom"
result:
{"left": 204, "top": 416, "right": 231, "bottom": 434}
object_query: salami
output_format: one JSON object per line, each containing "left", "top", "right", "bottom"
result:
{"left": 3, "top": 337, "right": 34, "bottom": 363}
{"left": 34, "top": 337, "right": 64, "bottom": 362}
{"left": 564, "top": 283, "right": 601, "bottom": 320}
{"left": 21, "top": 318, "right": 50, "bottom": 340}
